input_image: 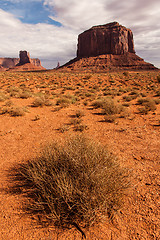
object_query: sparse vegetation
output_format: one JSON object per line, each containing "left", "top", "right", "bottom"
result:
{"left": 0, "top": 105, "right": 27, "bottom": 116}
{"left": 0, "top": 91, "right": 9, "bottom": 102}
{"left": 12, "top": 135, "right": 129, "bottom": 237}
{"left": 137, "top": 97, "right": 156, "bottom": 113}
{"left": 31, "top": 96, "right": 52, "bottom": 107}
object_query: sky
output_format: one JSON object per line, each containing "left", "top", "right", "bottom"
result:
{"left": 0, "top": 0, "right": 160, "bottom": 69}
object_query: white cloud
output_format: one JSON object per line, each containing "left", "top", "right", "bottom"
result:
{"left": 44, "top": 0, "right": 109, "bottom": 30}
{"left": 0, "top": 9, "right": 77, "bottom": 68}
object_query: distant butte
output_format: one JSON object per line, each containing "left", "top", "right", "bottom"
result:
{"left": 60, "top": 22, "right": 158, "bottom": 71}
{"left": 0, "top": 50, "right": 45, "bottom": 71}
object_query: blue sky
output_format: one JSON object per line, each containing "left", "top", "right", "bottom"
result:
{"left": 0, "top": 0, "right": 160, "bottom": 69}
{"left": 0, "top": 0, "right": 61, "bottom": 25}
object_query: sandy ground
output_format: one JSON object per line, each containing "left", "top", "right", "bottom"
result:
{"left": 0, "top": 70, "right": 159, "bottom": 239}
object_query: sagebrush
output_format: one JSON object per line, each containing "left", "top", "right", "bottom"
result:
{"left": 11, "top": 135, "right": 129, "bottom": 237}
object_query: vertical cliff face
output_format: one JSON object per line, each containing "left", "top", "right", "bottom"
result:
{"left": 77, "top": 22, "right": 135, "bottom": 58}
{"left": 18, "top": 51, "right": 31, "bottom": 65}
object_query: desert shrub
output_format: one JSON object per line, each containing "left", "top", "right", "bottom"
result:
{"left": 92, "top": 98, "right": 105, "bottom": 109}
{"left": 19, "top": 90, "right": 32, "bottom": 99}
{"left": 56, "top": 97, "right": 72, "bottom": 107}
{"left": 31, "top": 96, "right": 52, "bottom": 107}
{"left": 92, "top": 98, "right": 123, "bottom": 115}
{"left": 137, "top": 97, "right": 156, "bottom": 112}
{"left": 0, "top": 91, "right": 9, "bottom": 102}
{"left": 0, "top": 106, "right": 9, "bottom": 115}
{"left": 4, "top": 100, "right": 13, "bottom": 107}
{"left": 56, "top": 94, "right": 77, "bottom": 107}
{"left": 12, "top": 135, "right": 128, "bottom": 237}
{"left": 0, "top": 105, "right": 27, "bottom": 116}
{"left": 9, "top": 106, "right": 26, "bottom": 117}
{"left": 102, "top": 99, "right": 123, "bottom": 115}
{"left": 7, "top": 86, "right": 22, "bottom": 97}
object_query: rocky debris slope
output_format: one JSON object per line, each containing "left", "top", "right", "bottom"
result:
{"left": 60, "top": 22, "right": 158, "bottom": 71}
{"left": 62, "top": 53, "right": 157, "bottom": 71}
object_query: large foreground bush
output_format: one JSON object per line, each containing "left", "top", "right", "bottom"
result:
{"left": 14, "top": 135, "right": 129, "bottom": 237}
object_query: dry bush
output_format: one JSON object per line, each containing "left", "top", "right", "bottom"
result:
{"left": 31, "top": 96, "right": 52, "bottom": 107}
{"left": 0, "top": 106, "right": 9, "bottom": 115}
{"left": 19, "top": 90, "right": 32, "bottom": 99}
{"left": 0, "top": 91, "right": 9, "bottom": 102}
{"left": 92, "top": 98, "right": 105, "bottom": 109}
{"left": 9, "top": 106, "right": 27, "bottom": 117}
{"left": 137, "top": 97, "right": 156, "bottom": 113}
{"left": 56, "top": 95, "right": 77, "bottom": 107}
{"left": 10, "top": 135, "right": 129, "bottom": 237}
{"left": 102, "top": 99, "right": 123, "bottom": 115}
{"left": 0, "top": 103, "right": 28, "bottom": 116}
{"left": 7, "top": 86, "right": 22, "bottom": 97}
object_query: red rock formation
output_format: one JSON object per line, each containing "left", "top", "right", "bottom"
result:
{"left": 0, "top": 51, "right": 44, "bottom": 70}
{"left": 60, "top": 22, "right": 157, "bottom": 71}
{"left": 77, "top": 22, "right": 135, "bottom": 57}
{"left": 18, "top": 50, "right": 31, "bottom": 65}
{"left": 0, "top": 58, "right": 19, "bottom": 69}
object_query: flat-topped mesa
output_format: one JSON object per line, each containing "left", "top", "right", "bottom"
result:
{"left": 77, "top": 22, "right": 135, "bottom": 58}
{"left": 18, "top": 50, "right": 31, "bottom": 65}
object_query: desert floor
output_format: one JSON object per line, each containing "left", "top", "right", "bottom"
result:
{"left": 0, "top": 70, "right": 159, "bottom": 239}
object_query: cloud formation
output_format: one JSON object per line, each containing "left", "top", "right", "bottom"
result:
{"left": 0, "top": 8, "right": 77, "bottom": 68}
{"left": 0, "top": 0, "right": 160, "bottom": 68}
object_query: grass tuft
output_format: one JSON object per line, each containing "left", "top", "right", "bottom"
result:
{"left": 10, "top": 135, "right": 129, "bottom": 236}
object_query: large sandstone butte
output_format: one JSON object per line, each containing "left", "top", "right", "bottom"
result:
{"left": 77, "top": 22, "right": 135, "bottom": 57}
{"left": 61, "top": 22, "right": 157, "bottom": 71}
{"left": 0, "top": 50, "right": 44, "bottom": 71}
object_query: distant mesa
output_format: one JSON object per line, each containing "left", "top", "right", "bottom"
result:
{"left": 61, "top": 22, "right": 158, "bottom": 71}
{"left": 0, "top": 50, "right": 45, "bottom": 71}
